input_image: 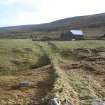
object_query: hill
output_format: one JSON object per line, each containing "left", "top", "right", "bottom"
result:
{"left": 0, "top": 13, "right": 105, "bottom": 38}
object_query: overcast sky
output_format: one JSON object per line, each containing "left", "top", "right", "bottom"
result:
{"left": 0, "top": 0, "right": 105, "bottom": 27}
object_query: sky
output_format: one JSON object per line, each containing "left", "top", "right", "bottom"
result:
{"left": 0, "top": 0, "right": 105, "bottom": 27}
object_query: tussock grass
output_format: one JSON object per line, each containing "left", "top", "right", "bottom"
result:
{"left": 0, "top": 39, "right": 45, "bottom": 75}
{"left": 39, "top": 41, "right": 105, "bottom": 105}
{"left": 53, "top": 40, "right": 105, "bottom": 49}
{"left": 0, "top": 40, "right": 105, "bottom": 105}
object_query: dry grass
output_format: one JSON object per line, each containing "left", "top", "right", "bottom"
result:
{"left": 0, "top": 39, "right": 105, "bottom": 105}
{"left": 38, "top": 41, "right": 105, "bottom": 105}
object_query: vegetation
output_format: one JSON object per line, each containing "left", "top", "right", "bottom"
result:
{"left": 0, "top": 39, "right": 104, "bottom": 105}
{"left": 0, "top": 39, "right": 47, "bottom": 75}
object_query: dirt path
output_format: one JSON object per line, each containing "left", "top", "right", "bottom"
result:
{"left": 29, "top": 65, "right": 54, "bottom": 105}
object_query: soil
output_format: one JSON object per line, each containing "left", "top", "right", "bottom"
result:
{"left": 0, "top": 65, "right": 54, "bottom": 105}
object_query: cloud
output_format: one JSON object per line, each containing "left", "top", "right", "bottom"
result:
{"left": 9, "top": 11, "right": 42, "bottom": 25}
{"left": 0, "top": 0, "right": 37, "bottom": 5}
{"left": 0, "top": 0, "right": 105, "bottom": 26}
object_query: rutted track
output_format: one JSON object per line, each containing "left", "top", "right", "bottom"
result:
{"left": 0, "top": 40, "right": 105, "bottom": 105}
{"left": 37, "top": 42, "right": 105, "bottom": 105}
{"left": 29, "top": 64, "right": 55, "bottom": 105}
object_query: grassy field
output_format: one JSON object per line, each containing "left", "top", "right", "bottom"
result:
{"left": 0, "top": 39, "right": 105, "bottom": 105}
{"left": 0, "top": 39, "right": 49, "bottom": 75}
{"left": 53, "top": 40, "right": 105, "bottom": 49}
{"left": 0, "top": 39, "right": 54, "bottom": 105}
{"left": 38, "top": 40, "right": 105, "bottom": 105}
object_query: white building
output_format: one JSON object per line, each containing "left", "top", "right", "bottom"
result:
{"left": 70, "top": 30, "right": 84, "bottom": 36}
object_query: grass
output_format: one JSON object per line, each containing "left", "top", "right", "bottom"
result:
{"left": 0, "top": 39, "right": 46, "bottom": 75}
{"left": 36, "top": 40, "right": 105, "bottom": 105}
{"left": 0, "top": 39, "right": 104, "bottom": 105}
{"left": 0, "top": 39, "right": 55, "bottom": 105}
{"left": 53, "top": 40, "right": 105, "bottom": 49}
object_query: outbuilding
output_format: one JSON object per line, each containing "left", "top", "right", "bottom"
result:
{"left": 70, "top": 30, "right": 84, "bottom": 40}
{"left": 61, "top": 29, "right": 84, "bottom": 40}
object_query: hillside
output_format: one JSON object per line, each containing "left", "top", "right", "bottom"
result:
{"left": 1, "top": 13, "right": 105, "bottom": 31}
{"left": 0, "top": 13, "right": 105, "bottom": 38}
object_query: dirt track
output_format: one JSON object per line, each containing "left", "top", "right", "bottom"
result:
{"left": 31, "top": 65, "right": 54, "bottom": 105}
